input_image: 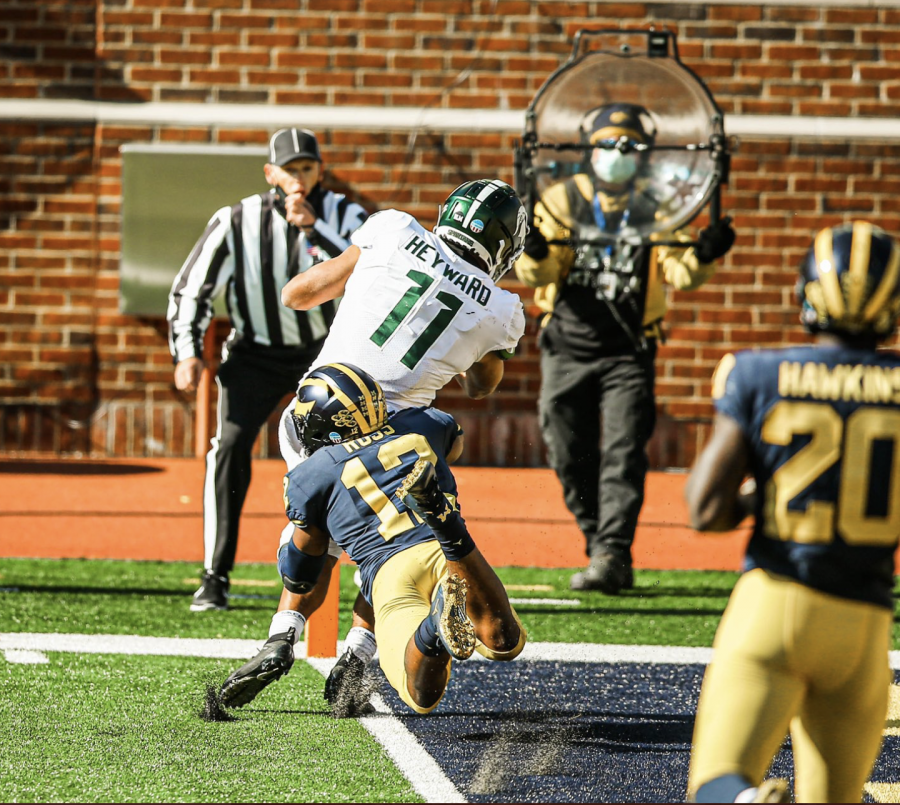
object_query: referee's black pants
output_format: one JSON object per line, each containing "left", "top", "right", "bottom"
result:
{"left": 537, "top": 341, "right": 657, "bottom": 564}
{"left": 204, "top": 340, "right": 322, "bottom": 576}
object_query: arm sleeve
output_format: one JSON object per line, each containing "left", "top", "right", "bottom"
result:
{"left": 422, "top": 407, "right": 465, "bottom": 459}
{"left": 475, "top": 295, "right": 526, "bottom": 362}
{"left": 501, "top": 299, "right": 527, "bottom": 352}
{"left": 283, "top": 467, "right": 325, "bottom": 530}
{"left": 166, "top": 205, "right": 235, "bottom": 362}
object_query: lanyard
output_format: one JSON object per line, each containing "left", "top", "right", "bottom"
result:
{"left": 592, "top": 192, "right": 631, "bottom": 256}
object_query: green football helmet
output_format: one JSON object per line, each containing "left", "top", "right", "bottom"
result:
{"left": 434, "top": 179, "right": 528, "bottom": 282}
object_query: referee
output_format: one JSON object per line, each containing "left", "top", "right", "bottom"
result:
{"left": 167, "top": 128, "right": 368, "bottom": 611}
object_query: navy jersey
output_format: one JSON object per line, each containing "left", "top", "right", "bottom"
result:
{"left": 714, "top": 345, "right": 900, "bottom": 608}
{"left": 283, "top": 406, "right": 462, "bottom": 603}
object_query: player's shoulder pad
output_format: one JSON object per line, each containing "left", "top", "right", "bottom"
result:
{"left": 420, "top": 404, "right": 459, "bottom": 431}
{"left": 508, "top": 297, "right": 526, "bottom": 334}
{"left": 711, "top": 349, "right": 771, "bottom": 401}
{"left": 710, "top": 353, "right": 737, "bottom": 401}
{"left": 352, "top": 209, "right": 418, "bottom": 249}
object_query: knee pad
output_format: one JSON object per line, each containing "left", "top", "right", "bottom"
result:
{"left": 277, "top": 539, "right": 327, "bottom": 595}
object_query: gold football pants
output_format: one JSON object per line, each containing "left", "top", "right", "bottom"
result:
{"left": 688, "top": 568, "right": 892, "bottom": 803}
{"left": 371, "top": 540, "right": 525, "bottom": 714}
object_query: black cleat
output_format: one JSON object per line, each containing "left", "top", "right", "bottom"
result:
{"left": 190, "top": 571, "right": 229, "bottom": 611}
{"left": 396, "top": 458, "right": 452, "bottom": 522}
{"left": 219, "top": 628, "right": 295, "bottom": 708}
{"left": 570, "top": 553, "right": 634, "bottom": 595}
{"left": 429, "top": 574, "right": 475, "bottom": 661}
{"left": 324, "top": 648, "right": 375, "bottom": 718}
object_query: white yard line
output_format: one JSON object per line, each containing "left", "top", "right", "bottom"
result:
{"left": 308, "top": 655, "right": 466, "bottom": 804}
{"left": 508, "top": 598, "right": 580, "bottom": 606}
{"left": 2, "top": 633, "right": 900, "bottom": 668}
{"left": 3, "top": 649, "right": 49, "bottom": 664}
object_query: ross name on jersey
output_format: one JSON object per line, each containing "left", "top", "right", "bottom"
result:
{"left": 778, "top": 360, "right": 900, "bottom": 404}
{"left": 403, "top": 234, "right": 492, "bottom": 306}
{"left": 341, "top": 425, "right": 396, "bottom": 453}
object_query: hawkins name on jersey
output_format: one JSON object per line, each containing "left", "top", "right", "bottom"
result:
{"left": 714, "top": 344, "right": 900, "bottom": 609}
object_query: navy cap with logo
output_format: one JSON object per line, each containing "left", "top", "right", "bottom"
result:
{"left": 268, "top": 128, "right": 322, "bottom": 166}
{"left": 586, "top": 103, "right": 654, "bottom": 145}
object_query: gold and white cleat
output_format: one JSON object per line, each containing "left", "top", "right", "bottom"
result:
{"left": 429, "top": 573, "right": 475, "bottom": 660}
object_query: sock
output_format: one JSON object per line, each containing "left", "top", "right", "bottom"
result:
{"left": 420, "top": 508, "right": 476, "bottom": 562}
{"left": 694, "top": 775, "right": 755, "bottom": 803}
{"left": 344, "top": 627, "right": 377, "bottom": 663}
{"left": 413, "top": 615, "right": 445, "bottom": 657}
{"left": 269, "top": 610, "right": 306, "bottom": 643}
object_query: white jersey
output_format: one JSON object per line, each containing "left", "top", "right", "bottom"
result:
{"left": 279, "top": 208, "right": 525, "bottom": 469}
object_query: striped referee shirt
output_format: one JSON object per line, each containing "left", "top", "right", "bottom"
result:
{"left": 167, "top": 186, "right": 368, "bottom": 362}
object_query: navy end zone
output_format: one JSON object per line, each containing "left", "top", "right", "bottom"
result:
{"left": 373, "top": 661, "right": 900, "bottom": 803}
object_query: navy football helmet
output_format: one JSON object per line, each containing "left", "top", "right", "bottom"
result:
{"left": 798, "top": 221, "right": 900, "bottom": 338}
{"left": 435, "top": 179, "right": 528, "bottom": 282}
{"left": 291, "top": 363, "right": 388, "bottom": 456}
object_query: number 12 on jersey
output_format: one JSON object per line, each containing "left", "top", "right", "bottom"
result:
{"left": 370, "top": 269, "right": 462, "bottom": 370}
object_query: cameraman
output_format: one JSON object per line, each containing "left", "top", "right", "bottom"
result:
{"left": 515, "top": 103, "right": 734, "bottom": 594}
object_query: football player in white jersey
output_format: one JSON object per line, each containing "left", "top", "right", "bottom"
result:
{"left": 219, "top": 179, "right": 529, "bottom": 714}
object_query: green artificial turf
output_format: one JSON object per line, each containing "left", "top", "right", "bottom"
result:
{"left": 1, "top": 558, "right": 897, "bottom": 648}
{"left": 0, "top": 652, "right": 420, "bottom": 803}
{"left": 1, "top": 557, "right": 898, "bottom": 803}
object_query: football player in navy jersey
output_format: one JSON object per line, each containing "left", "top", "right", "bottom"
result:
{"left": 684, "top": 221, "right": 900, "bottom": 804}
{"left": 224, "top": 362, "right": 526, "bottom": 715}
{"left": 218, "top": 180, "right": 528, "bottom": 714}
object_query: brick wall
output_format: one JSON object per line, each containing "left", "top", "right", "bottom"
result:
{"left": 2, "top": 0, "right": 900, "bottom": 467}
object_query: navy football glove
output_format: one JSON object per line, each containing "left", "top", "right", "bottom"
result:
{"left": 695, "top": 216, "right": 736, "bottom": 263}
{"left": 523, "top": 224, "right": 549, "bottom": 260}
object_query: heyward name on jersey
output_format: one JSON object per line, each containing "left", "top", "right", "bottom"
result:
{"left": 403, "top": 234, "right": 494, "bottom": 307}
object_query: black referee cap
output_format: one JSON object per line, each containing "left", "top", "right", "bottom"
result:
{"left": 268, "top": 128, "right": 321, "bottom": 166}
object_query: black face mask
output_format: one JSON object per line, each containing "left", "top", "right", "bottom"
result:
{"left": 273, "top": 185, "right": 288, "bottom": 210}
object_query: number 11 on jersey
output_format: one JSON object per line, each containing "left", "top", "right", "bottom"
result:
{"left": 370, "top": 268, "right": 462, "bottom": 370}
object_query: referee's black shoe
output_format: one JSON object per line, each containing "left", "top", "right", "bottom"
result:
{"left": 570, "top": 552, "right": 634, "bottom": 594}
{"left": 220, "top": 628, "right": 296, "bottom": 708}
{"left": 190, "top": 570, "right": 229, "bottom": 611}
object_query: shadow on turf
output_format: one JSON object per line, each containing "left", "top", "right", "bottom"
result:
{"left": 515, "top": 605, "right": 729, "bottom": 618}
{"left": 613, "top": 585, "right": 736, "bottom": 598}
{"left": 412, "top": 708, "right": 694, "bottom": 740}
{"left": 2, "top": 584, "right": 275, "bottom": 604}
{"left": 0, "top": 460, "right": 163, "bottom": 475}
